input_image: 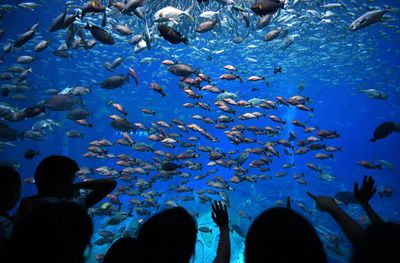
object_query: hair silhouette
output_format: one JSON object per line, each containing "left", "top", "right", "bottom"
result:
{"left": 34, "top": 155, "right": 79, "bottom": 198}
{"left": 137, "top": 207, "right": 197, "bottom": 263}
{"left": 104, "top": 236, "right": 138, "bottom": 263}
{"left": 245, "top": 207, "right": 326, "bottom": 263}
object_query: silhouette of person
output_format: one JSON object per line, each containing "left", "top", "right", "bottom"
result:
{"left": 211, "top": 200, "right": 230, "bottom": 263}
{"left": 0, "top": 165, "right": 21, "bottom": 257}
{"left": 137, "top": 207, "right": 197, "bottom": 263}
{"left": 14, "top": 155, "right": 116, "bottom": 222}
{"left": 104, "top": 236, "right": 138, "bottom": 263}
{"left": 351, "top": 222, "right": 400, "bottom": 263}
{"left": 245, "top": 207, "right": 327, "bottom": 263}
{"left": 4, "top": 201, "right": 93, "bottom": 263}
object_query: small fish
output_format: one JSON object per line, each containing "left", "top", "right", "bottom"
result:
{"left": 24, "top": 149, "right": 40, "bottom": 160}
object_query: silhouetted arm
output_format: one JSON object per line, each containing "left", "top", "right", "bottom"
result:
{"left": 307, "top": 192, "right": 367, "bottom": 248}
{"left": 211, "top": 201, "right": 230, "bottom": 263}
{"left": 354, "top": 176, "right": 383, "bottom": 224}
{"left": 73, "top": 179, "right": 116, "bottom": 208}
{"left": 286, "top": 196, "right": 291, "bottom": 210}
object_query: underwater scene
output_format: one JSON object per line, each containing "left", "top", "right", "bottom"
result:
{"left": 0, "top": 0, "right": 399, "bottom": 262}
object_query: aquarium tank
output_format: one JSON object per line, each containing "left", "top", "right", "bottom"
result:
{"left": 0, "top": 0, "right": 399, "bottom": 262}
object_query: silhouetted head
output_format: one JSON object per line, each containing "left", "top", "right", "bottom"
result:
{"left": 245, "top": 207, "right": 326, "bottom": 263}
{"left": 104, "top": 236, "right": 138, "bottom": 263}
{"left": 137, "top": 207, "right": 197, "bottom": 263}
{"left": 4, "top": 201, "right": 93, "bottom": 263}
{"left": 34, "top": 155, "right": 79, "bottom": 197}
{"left": 352, "top": 222, "right": 400, "bottom": 263}
{"left": 0, "top": 165, "right": 21, "bottom": 213}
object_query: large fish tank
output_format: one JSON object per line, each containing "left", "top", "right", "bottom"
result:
{"left": 0, "top": 0, "right": 399, "bottom": 262}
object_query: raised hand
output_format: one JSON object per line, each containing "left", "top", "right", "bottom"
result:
{"left": 211, "top": 200, "right": 229, "bottom": 229}
{"left": 354, "top": 176, "right": 376, "bottom": 204}
{"left": 307, "top": 192, "right": 338, "bottom": 212}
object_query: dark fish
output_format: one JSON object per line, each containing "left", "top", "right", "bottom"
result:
{"left": 67, "top": 108, "right": 91, "bottom": 120}
{"left": 257, "top": 14, "right": 273, "bottom": 29}
{"left": 101, "top": 74, "right": 129, "bottom": 89}
{"left": 274, "top": 67, "right": 282, "bottom": 74}
{"left": 110, "top": 119, "right": 134, "bottom": 132}
{"left": 251, "top": 0, "right": 284, "bottom": 16}
{"left": 81, "top": 0, "right": 106, "bottom": 18}
{"left": 129, "top": 34, "right": 143, "bottom": 45}
{"left": 62, "top": 13, "right": 78, "bottom": 29}
{"left": 168, "top": 63, "right": 199, "bottom": 78}
{"left": 195, "top": 19, "right": 218, "bottom": 33}
{"left": 158, "top": 24, "right": 188, "bottom": 45}
{"left": 0, "top": 127, "right": 23, "bottom": 141}
{"left": 49, "top": 9, "right": 67, "bottom": 32}
{"left": 160, "top": 162, "right": 183, "bottom": 171}
{"left": 24, "top": 149, "right": 40, "bottom": 160}
{"left": 14, "top": 22, "right": 40, "bottom": 47}
{"left": 1, "top": 88, "right": 10, "bottom": 97}
{"left": 121, "top": 0, "right": 147, "bottom": 15}
{"left": 370, "top": 122, "right": 397, "bottom": 142}
{"left": 236, "top": 151, "right": 249, "bottom": 167}
{"left": 84, "top": 23, "right": 115, "bottom": 45}
{"left": 53, "top": 50, "right": 72, "bottom": 58}
{"left": 45, "top": 94, "right": 74, "bottom": 111}
{"left": 334, "top": 191, "right": 358, "bottom": 205}
{"left": 349, "top": 9, "right": 387, "bottom": 31}
{"left": 149, "top": 82, "right": 166, "bottom": 97}
{"left": 23, "top": 105, "right": 45, "bottom": 118}
{"left": 34, "top": 40, "right": 50, "bottom": 52}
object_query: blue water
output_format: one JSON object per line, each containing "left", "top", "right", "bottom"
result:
{"left": 1, "top": 0, "right": 399, "bottom": 262}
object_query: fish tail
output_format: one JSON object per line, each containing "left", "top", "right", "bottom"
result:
{"left": 184, "top": 2, "right": 195, "bottom": 21}
{"left": 182, "top": 36, "right": 189, "bottom": 45}
{"left": 265, "top": 79, "right": 270, "bottom": 88}
{"left": 394, "top": 123, "right": 400, "bottom": 132}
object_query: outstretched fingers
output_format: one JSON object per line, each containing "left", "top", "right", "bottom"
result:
{"left": 354, "top": 182, "right": 359, "bottom": 194}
